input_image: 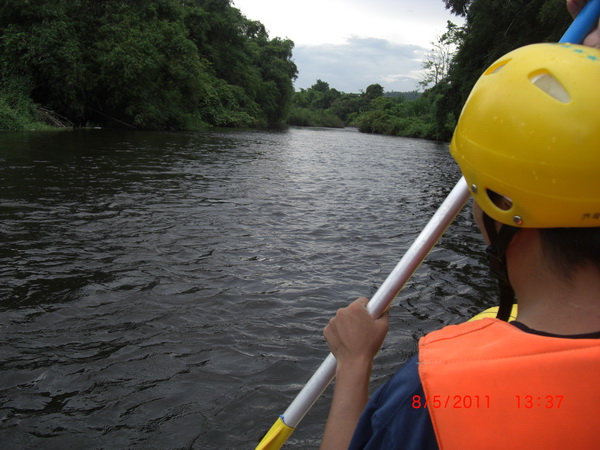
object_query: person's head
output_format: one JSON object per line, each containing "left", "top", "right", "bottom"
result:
{"left": 450, "top": 43, "right": 600, "bottom": 278}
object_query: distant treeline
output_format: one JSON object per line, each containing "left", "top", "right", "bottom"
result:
{"left": 0, "top": 0, "right": 296, "bottom": 130}
{"left": 288, "top": 80, "right": 435, "bottom": 139}
{"left": 292, "top": 0, "right": 572, "bottom": 141}
{"left": 1, "top": 0, "right": 573, "bottom": 139}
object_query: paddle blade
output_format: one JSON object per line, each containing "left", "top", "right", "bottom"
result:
{"left": 256, "top": 417, "right": 295, "bottom": 450}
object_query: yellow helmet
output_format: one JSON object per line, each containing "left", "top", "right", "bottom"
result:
{"left": 450, "top": 43, "right": 600, "bottom": 228}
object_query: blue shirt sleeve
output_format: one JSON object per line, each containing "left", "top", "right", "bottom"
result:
{"left": 348, "top": 354, "right": 438, "bottom": 449}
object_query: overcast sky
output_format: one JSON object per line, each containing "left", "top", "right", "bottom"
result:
{"left": 232, "top": 0, "right": 464, "bottom": 93}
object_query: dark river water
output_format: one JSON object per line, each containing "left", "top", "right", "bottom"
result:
{"left": 0, "top": 127, "right": 498, "bottom": 448}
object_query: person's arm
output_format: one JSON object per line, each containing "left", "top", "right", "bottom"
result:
{"left": 566, "top": 0, "right": 600, "bottom": 47}
{"left": 320, "top": 297, "right": 389, "bottom": 449}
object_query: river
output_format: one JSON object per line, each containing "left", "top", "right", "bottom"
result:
{"left": 0, "top": 127, "right": 498, "bottom": 448}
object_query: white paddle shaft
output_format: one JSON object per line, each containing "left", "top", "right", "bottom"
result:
{"left": 282, "top": 176, "right": 471, "bottom": 428}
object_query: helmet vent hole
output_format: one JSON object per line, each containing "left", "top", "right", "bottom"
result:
{"left": 529, "top": 72, "right": 570, "bottom": 103}
{"left": 485, "top": 59, "right": 510, "bottom": 75}
{"left": 486, "top": 189, "right": 512, "bottom": 211}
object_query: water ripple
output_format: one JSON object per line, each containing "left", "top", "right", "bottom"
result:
{"left": 0, "top": 128, "right": 497, "bottom": 448}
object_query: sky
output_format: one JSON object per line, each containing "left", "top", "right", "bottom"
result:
{"left": 232, "top": 0, "right": 464, "bottom": 93}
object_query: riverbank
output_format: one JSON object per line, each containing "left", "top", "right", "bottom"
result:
{"left": 0, "top": 91, "right": 56, "bottom": 131}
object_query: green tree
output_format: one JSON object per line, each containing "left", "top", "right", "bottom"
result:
{"left": 1, "top": 2, "right": 88, "bottom": 121}
{"left": 364, "top": 84, "right": 384, "bottom": 101}
{"left": 419, "top": 21, "right": 464, "bottom": 90}
{"left": 442, "top": 0, "right": 472, "bottom": 16}
{"left": 288, "top": 80, "right": 360, "bottom": 128}
{"left": 255, "top": 38, "right": 297, "bottom": 124}
{"left": 295, "top": 80, "right": 341, "bottom": 110}
{"left": 0, "top": 0, "right": 298, "bottom": 130}
{"left": 89, "top": 2, "right": 208, "bottom": 128}
{"left": 353, "top": 93, "right": 436, "bottom": 139}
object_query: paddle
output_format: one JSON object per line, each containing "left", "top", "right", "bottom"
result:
{"left": 256, "top": 2, "right": 600, "bottom": 448}
{"left": 561, "top": 0, "right": 600, "bottom": 43}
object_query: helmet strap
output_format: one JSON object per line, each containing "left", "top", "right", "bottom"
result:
{"left": 482, "top": 213, "right": 520, "bottom": 321}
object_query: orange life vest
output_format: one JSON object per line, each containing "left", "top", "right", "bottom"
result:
{"left": 418, "top": 318, "right": 600, "bottom": 450}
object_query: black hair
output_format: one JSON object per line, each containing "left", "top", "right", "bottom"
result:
{"left": 484, "top": 190, "right": 600, "bottom": 277}
{"left": 539, "top": 228, "right": 600, "bottom": 278}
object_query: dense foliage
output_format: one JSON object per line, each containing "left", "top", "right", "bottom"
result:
{"left": 287, "top": 80, "right": 430, "bottom": 138}
{"left": 352, "top": 93, "right": 439, "bottom": 139}
{"left": 1, "top": 0, "right": 574, "bottom": 137}
{"left": 0, "top": 0, "right": 297, "bottom": 130}
{"left": 288, "top": 80, "right": 367, "bottom": 128}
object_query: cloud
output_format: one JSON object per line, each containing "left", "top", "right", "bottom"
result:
{"left": 234, "top": 0, "right": 463, "bottom": 48}
{"left": 292, "top": 37, "right": 427, "bottom": 93}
